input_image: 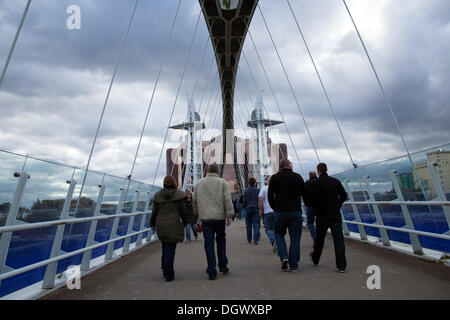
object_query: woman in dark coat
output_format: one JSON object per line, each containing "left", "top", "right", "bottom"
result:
{"left": 150, "top": 176, "right": 192, "bottom": 282}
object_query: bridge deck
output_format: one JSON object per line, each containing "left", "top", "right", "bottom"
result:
{"left": 42, "top": 220, "right": 450, "bottom": 300}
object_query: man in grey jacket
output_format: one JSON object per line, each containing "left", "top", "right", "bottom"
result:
{"left": 193, "top": 163, "right": 234, "bottom": 280}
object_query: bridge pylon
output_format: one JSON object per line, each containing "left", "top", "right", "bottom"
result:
{"left": 169, "top": 97, "right": 205, "bottom": 193}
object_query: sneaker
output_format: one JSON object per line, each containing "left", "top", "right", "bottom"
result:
{"left": 208, "top": 274, "right": 217, "bottom": 280}
{"left": 281, "top": 259, "right": 289, "bottom": 271}
{"left": 337, "top": 268, "right": 347, "bottom": 273}
{"left": 290, "top": 268, "right": 299, "bottom": 273}
{"left": 254, "top": 242, "right": 259, "bottom": 245}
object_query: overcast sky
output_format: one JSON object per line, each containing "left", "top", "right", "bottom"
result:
{"left": 0, "top": 0, "right": 449, "bottom": 189}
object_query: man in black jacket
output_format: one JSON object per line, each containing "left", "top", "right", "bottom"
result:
{"left": 310, "top": 163, "right": 348, "bottom": 272}
{"left": 268, "top": 159, "right": 307, "bottom": 272}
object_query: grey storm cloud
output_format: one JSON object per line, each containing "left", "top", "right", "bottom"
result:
{"left": 0, "top": 0, "right": 449, "bottom": 188}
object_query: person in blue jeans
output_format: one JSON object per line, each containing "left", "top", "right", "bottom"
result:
{"left": 258, "top": 176, "right": 277, "bottom": 252}
{"left": 185, "top": 190, "right": 198, "bottom": 242}
{"left": 242, "top": 178, "right": 261, "bottom": 245}
{"left": 305, "top": 171, "right": 318, "bottom": 242}
{"left": 268, "top": 159, "right": 307, "bottom": 272}
{"left": 192, "top": 163, "right": 234, "bottom": 280}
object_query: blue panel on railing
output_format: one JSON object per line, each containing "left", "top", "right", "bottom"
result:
{"left": 0, "top": 226, "right": 56, "bottom": 298}
{"left": 341, "top": 206, "right": 359, "bottom": 233}
{"left": 114, "top": 216, "right": 131, "bottom": 249}
{"left": 130, "top": 215, "right": 143, "bottom": 244}
{"left": 357, "top": 204, "right": 381, "bottom": 238}
{"left": 56, "top": 222, "right": 91, "bottom": 275}
{"left": 92, "top": 218, "right": 114, "bottom": 259}
{"left": 378, "top": 205, "right": 411, "bottom": 244}
{"left": 410, "top": 206, "right": 450, "bottom": 252}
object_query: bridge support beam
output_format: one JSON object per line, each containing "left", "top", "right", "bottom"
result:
{"left": 199, "top": 0, "right": 258, "bottom": 181}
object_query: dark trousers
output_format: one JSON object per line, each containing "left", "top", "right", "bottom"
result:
{"left": 161, "top": 241, "right": 177, "bottom": 280}
{"left": 202, "top": 220, "right": 228, "bottom": 277}
{"left": 312, "top": 216, "right": 347, "bottom": 270}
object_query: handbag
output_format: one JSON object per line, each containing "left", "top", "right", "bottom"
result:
{"left": 196, "top": 223, "right": 202, "bottom": 233}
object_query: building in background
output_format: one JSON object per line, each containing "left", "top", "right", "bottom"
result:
{"left": 166, "top": 136, "right": 287, "bottom": 197}
{"left": 413, "top": 149, "right": 450, "bottom": 198}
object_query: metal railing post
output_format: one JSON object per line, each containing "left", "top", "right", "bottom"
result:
{"left": 105, "top": 189, "right": 126, "bottom": 261}
{"left": 146, "top": 196, "right": 155, "bottom": 242}
{"left": 123, "top": 190, "right": 140, "bottom": 253}
{"left": 0, "top": 172, "right": 29, "bottom": 287}
{"left": 136, "top": 192, "right": 151, "bottom": 247}
{"left": 426, "top": 162, "right": 450, "bottom": 230}
{"left": 389, "top": 170, "right": 423, "bottom": 255}
{"left": 80, "top": 184, "right": 105, "bottom": 272}
{"left": 363, "top": 176, "right": 391, "bottom": 246}
{"left": 340, "top": 209, "right": 350, "bottom": 236}
{"left": 42, "top": 179, "right": 77, "bottom": 289}
{"left": 344, "top": 180, "right": 367, "bottom": 240}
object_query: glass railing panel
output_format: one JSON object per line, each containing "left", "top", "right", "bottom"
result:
{"left": 19, "top": 157, "right": 76, "bottom": 223}
{"left": 0, "top": 151, "right": 27, "bottom": 227}
{"left": 92, "top": 175, "right": 125, "bottom": 258}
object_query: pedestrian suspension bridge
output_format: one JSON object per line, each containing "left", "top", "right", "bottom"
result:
{"left": 0, "top": 0, "right": 449, "bottom": 300}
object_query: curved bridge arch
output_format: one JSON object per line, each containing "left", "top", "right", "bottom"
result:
{"left": 199, "top": 0, "right": 258, "bottom": 168}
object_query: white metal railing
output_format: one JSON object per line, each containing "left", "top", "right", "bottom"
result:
{"left": 0, "top": 171, "right": 157, "bottom": 297}
{"left": 337, "top": 165, "right": 450, "bottom": 255}
{"left": 1, "top": 159, "right": 449, "bottom": 297}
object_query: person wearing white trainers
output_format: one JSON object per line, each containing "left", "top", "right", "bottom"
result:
{"left": 258, "top": 176, "right": 277, "bottom": 253}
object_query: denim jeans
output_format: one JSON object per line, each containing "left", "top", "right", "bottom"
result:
{"left": 185, "top": 224, "right": 198, "bottom": 241}
{"left": 245, "top": 207, "right": 261, "bottom": 243}
{"left": 274, "top": 211, "right": 303, "bottom": 270}
{"left": 202, "top": 220, "right": 228, "bottom": 277}
{"left": 240, "top": 208, "right": 246, "bottom": 220}
{"left": 161, "top": 242, "right": 177, "bottom": 280}
{"left": 263, "top": 212, "right": 276, "bottom": 245}
{"left": 306, "top": 206, "right": 316, "bottom": 240}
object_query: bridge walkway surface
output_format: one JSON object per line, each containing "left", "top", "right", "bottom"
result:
{"left": 42, "top": 220, "right": 450, "bottom": 300}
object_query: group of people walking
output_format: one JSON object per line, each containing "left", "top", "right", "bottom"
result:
{"left": 150, "top": 159, "right": 348, "bottom": 282}
{"left": 150, "top": 163, "right": 233, "bottom": 281}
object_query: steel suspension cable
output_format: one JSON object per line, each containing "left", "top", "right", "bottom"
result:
{"left": 247, "top": 32, "right": 305, "bottom": 175}
{"left": 233, "top": 95, "right": 252, "bottom": 185}
{"left": 151, "top": 9, "right": 202, "bottom": 191}
{"left": 197, "top": 55, "right": 216, "bottom": 115}
{"left": 0, "top": 0, "right": 32, "bottom": 90}
{"left": 257, "top": 4, "right": 320, "bottom": 163}
{"left": 342, "top": 0, "right": 429, "bottom": 201}
{"left": 286, "top": 0, "right": 369, "bottom": 199}
{"left": 125, "top": 0, "right": 182, "bottom": 189}
{"left": 191, "top": 37, "right": 211, "bottom": 101}
{"left": 75, "top": 0, "right": 140, "bottom": 213}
